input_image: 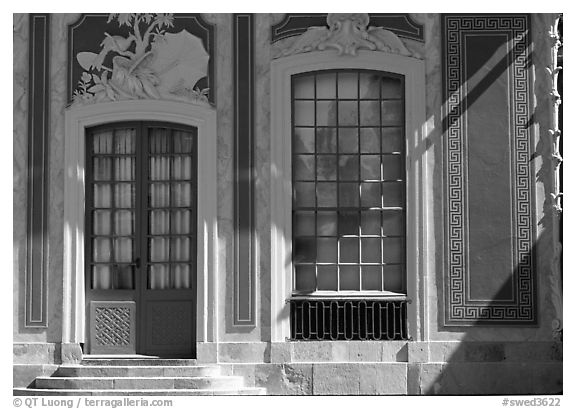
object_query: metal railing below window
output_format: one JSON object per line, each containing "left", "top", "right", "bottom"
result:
{"left": 289, "top": 297, "right": 408, "bottom": 341}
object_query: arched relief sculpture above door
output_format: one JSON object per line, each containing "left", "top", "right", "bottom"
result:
{"left": 272, "top": 13, "right": 424, "bottom": 59}
{"left": 67, "top": 13, "right": 215, "bottom": 106}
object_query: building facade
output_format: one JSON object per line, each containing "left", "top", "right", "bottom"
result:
{"left": 13, "top": 13, "right": 562, "bottom": 395}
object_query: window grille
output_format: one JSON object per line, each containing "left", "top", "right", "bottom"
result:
{"left": 289, "top": 298, "right": 408, "bottom": 341}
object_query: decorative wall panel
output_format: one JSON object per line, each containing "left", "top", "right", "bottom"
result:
{"left": 67, "top": 13, "right": 215, "bottom": 105}
{"left": 233, "top": 14, "right": 256, "bottom": 326}
{"left": 442, "top": 14, "right": 537, "bottom": 325}
{"left": 25, "top": 14, "right": 50, "bottom": 328}
{"left": 90, "top": 302, "right": 136, "bottom": 354}
{"left": 271, "top": 13, "right": 424, "bottom": 43}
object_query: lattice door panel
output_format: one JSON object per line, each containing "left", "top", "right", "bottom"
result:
{"left": 89, "top": 301, "right": 136, "bottom": 354}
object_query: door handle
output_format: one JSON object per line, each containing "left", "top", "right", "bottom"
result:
{"left": 134, "top": 257, "right": 141, "bottom": 269}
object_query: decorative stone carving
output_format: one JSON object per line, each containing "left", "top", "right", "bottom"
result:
{"left": 547, "top": 15, "right": 563, "bottom": 342}
{"left": 276, "top": 13, "right": 416, "bottom": 58}
{"left": 72, "top": 13, "right": 210, "bottom": 106}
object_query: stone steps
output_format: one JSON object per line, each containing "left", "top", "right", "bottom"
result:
{"left": 14, "top": 359, "right": 266, "bottom": 396}
{"left": 56, "top": 364, "right": 221, "bottom": 377}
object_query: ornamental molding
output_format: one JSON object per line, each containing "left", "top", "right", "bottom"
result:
{"left": 72, "top": 13, "right": 210, "bottom": 107}
{"left": 275, "top": 13, "right": 417, "bottom": 58}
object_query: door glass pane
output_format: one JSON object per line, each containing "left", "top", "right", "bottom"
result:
{"left": 172, "top": 264, "right": 192, "bottom": 289}
{"left": 93, "top": 210, "right": 111, "bottom": 235}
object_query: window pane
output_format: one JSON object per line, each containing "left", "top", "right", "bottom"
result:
{"left": 148, "top": 156, "right": 170, "bottom": 180}
{"left": 114, "top": 128, "right": 135, "bottom": 154}
{"left": 114, "top": 157, "right": 135, "bottom": 181}
{"left": 92, "top": 265, "right": 112, "bottom": 290}
{"left": 317, "top": 101, "right": 336, "bottom": 126}
{"left": 337, "top": 72, "right": 358, "bottom": 99}
{"left": 171, "top": 237, "right": 190, "bottom": 261}
{"left": 293, "top": 75, "right": 314, "bottom": 99}
{"left": 94, "top": 184, "right": 112, "bottom": 208}
{"left": 295, "top": 265, "right": 316, "bottom": 291}
{"left": 361, "top": 266, "right": 382, "bottom": 291}
{"left": 381, "top": 77, "right": 402, "bottom": 99}
{"left": 359, "top": 101, "right": 380, "bottom": 126}
{"left": 172, "top": 183, "right": 191, "bottom": 207}
{"left": 317, "top": 183, "right": 337, "bottom": 207}
{"left": 382, "top": 210, "right": 404, "bottom": 236}
{"left": 339, "top": 183, "right": 358, "bottom": 207}
{"left": 338, "top": 128, "right": 358, "bottom": 153}
{"left": 149, "top": 128, "right": 170, "bottom": 154}
{"left": 294, "top": 155, "right": 315, "bottom": 180}
{"left": 317, "top": 155, "right": 337, "bottom": 181}
{"left": 294, "top": 211, "right": 315, "bottom": 236}
{"left": 382, "top": 238, "right": 403, "bottom": 263}
{"left": 317, "top": 211, "right": 337, "bottom": 236}
{"left": 114, "top": 210, "right": 133, "bottom": 235}
{"left": 172, "top": 156, "right": 192, "bottom": 180}
{"left": 317, "top": 128, "right": 337, "bottom": 153}
{"left": 93, "top": 158, "right": 112, "bottom": 181}
{"left": 149, "top": 183, "right": 170, "bottom": 207}
{"left": 381, "top": 101, "right": 403, "bottom": 125}
{"left": 294, "top": 128, "right": 315, "bottom": 153}
{"left": 361, "top": 182, "right": 381, "bottom": 207}
{"left": 294, "top": 101, "right": 315, "bottom": 126}
{"left": 294, "top": 238, "right": 316, "bottom": 263}
{"left": 383, "top": 265, "right": 404, "bottom": 292}
{"left": 316, "top": 73, "right": 336, "bottom": 99}
{"left": 93, "top": 210, "right": 111, "bottom": 235}
{"left": 338, "top": 211, "right": 359, "bottom": 236}
{"left": 338, "top": 101, "right": 358, "bottom": 126}
{"left": 361, "top": 238, "right": 381, "bottom": 263}
{"left": 339, "top": 155, "right": 359, "bottom": 181}
{"left": 381, "top": 127, "right": 404, "bottom": 152}
{"left": 294, "top": 182, "right": 316, "bottom": 208}
{"left": 339, "top": 266, "right": 360, "bottom": 290}
{"left": 150, "top": 210, "right": 170, "bottom": 234}
{"left": 149, "top": 264, "right": 169, "bottom": 289}
{"left": 116, "top": 265, "right": 134, "bottom": 289}
{"left": 173, "top": 130, "right": 195, "bottom": 153}
{"left": 359, "top": 72, "right": 382, "bottom": 99}
{"left": 340, "top": 238, "right": 359, "bottom": 263}
{"left": 150, "top": 238, "right": 169, "bottom": 262}
{"left": 115, "top": 183, "right": 134, "bottom": 208}
{"left": 93, "top": 238, "right": 111, "bottom": 262}
{"left": 361, "top": 156, "right": 381, "bottom": 180}
{"left": 172, "top": 210, "right": 191, "bottom": 234}
{"left": 317, "top": 265, "right": 338, "bottom": 290}
{"left": 382, "top": 182, "right": 404, "bottom": 207}
{"left": 360, "top": 128, "right": 380, "bottom": 153}
{"left": 172, "top": 264, "right": 192, "bottom": 289}
{"left": 361, "top": 210, "right": 381, "bottom": 235}
{"left": 383, "top": 155, "right": 402, "bottom": 181}
{"left": 114, "top": 238, "right": 132, "bottom": 262}
{"left": 317, "top": 238, "right": 337, "bottom": 263}
{"left": 92, "top": 130, "right": 113, "bottom": 154}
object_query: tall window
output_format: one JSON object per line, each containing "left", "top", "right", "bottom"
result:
{"left": 290, "top": 70, "right": 408, "bottom": 340}
{"left": 292, "top": 70, "right": 406, "bottom": 295}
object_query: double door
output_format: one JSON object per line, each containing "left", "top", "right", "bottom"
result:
{"left": 85, "top": 122, "right": 197, "bottom": 357}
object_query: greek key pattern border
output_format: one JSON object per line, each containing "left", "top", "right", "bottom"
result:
{"left": 442, "top": 15, "right": 537, "bottom": 325}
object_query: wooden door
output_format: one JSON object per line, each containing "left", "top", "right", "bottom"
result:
{"left": 85, "top": 122, "right": 197, "bottom": 357}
